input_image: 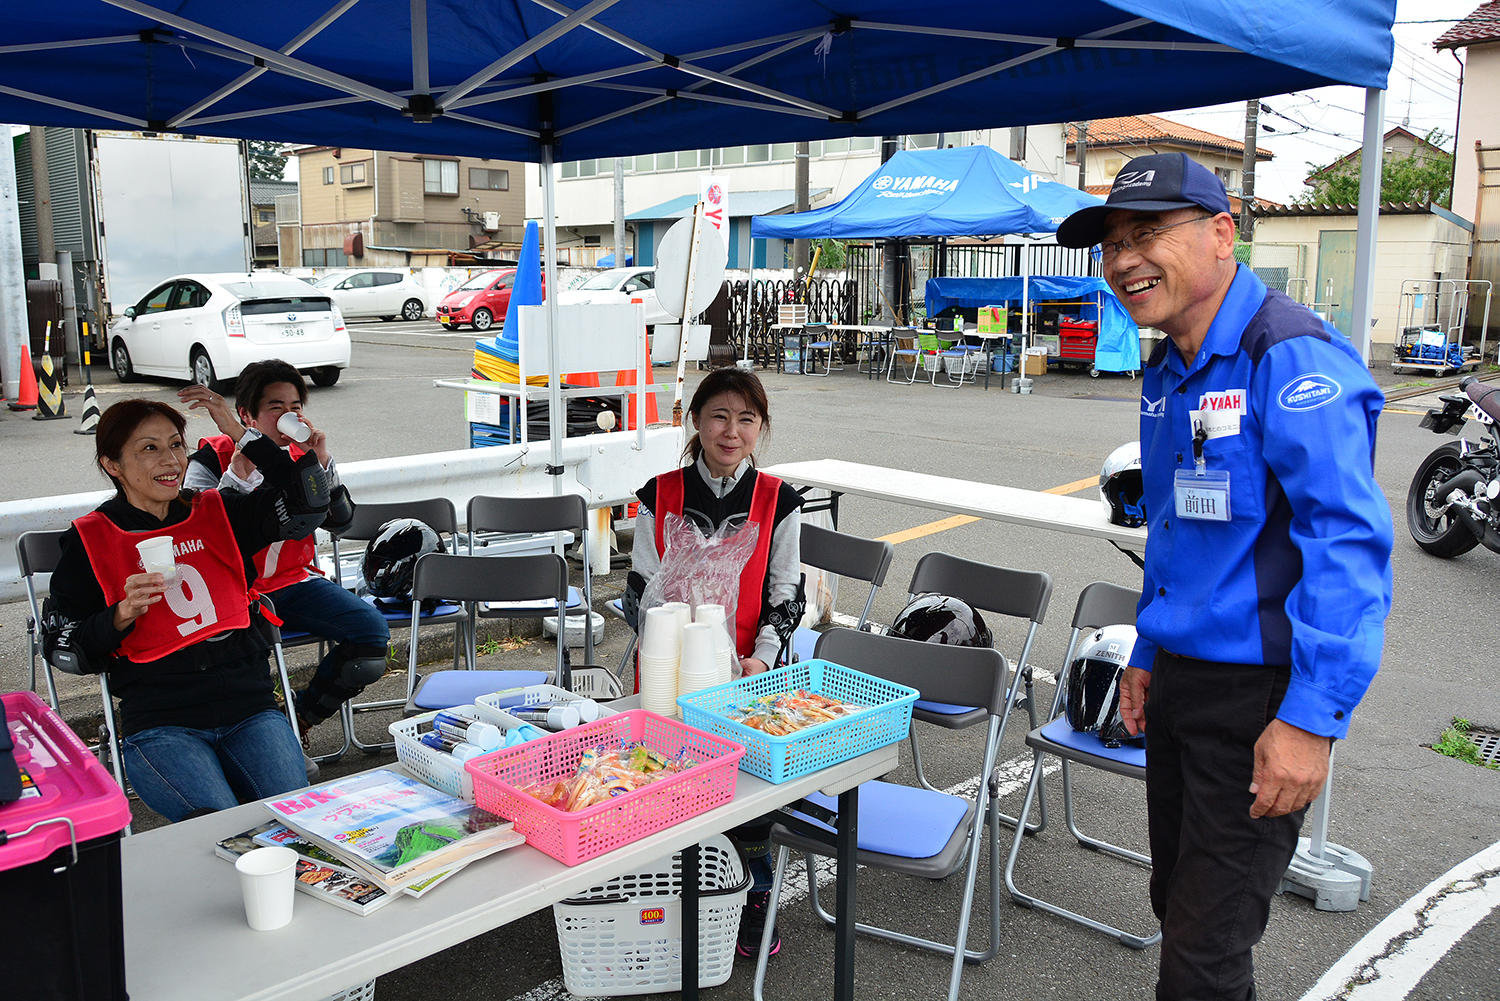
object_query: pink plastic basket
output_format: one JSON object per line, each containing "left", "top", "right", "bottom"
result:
{"left": 465, "top": 710, "right": 745, "bottom": 866}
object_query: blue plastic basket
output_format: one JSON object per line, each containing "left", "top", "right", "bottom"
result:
{"left": 676, "top": 660, "right": 918, "bottom": 784}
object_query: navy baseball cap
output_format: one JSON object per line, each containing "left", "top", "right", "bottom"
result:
{"left": 1056, "top": 153, "right": 1233, "bottom": 248}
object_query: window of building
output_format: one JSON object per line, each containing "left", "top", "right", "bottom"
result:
{"left": 596, "top": 157, "right": 614, "bottom": 173}
{"left": 907, "top": 134, "right": 939, "bottom": 149}
{"left": 339, "top": 161, "right": 368, "bottom": 184}
{"left": 469, "top": 167, "right": 510, "bottom": 191}
{"left": 583, "top": 235, "right": 601, "bottom": 246}
{"left": 423, "top": 158, "right": 458, "bottom": 194}
{"left": 257, "top": 208, "right": 275, "bottom": 222}
{"left": 302, "top": 248, "right": 349, "bottom": 267}
{"left": 824, "top": 138, "right": 850, "bottom": 154}
{"left": 721, "top": 146, "right": 745, "bottom": 165}
{"left": 850, "top": 137, "right": 877, "bottom": 151}
{"left": 1215, "top": 166, "right": 1237, "bottom": 188}
{"left": 322, "top": 166, "right": 334, "bottom": 184}
{"left": 746, "top": 145, "right": 770, "bottom": 163}
{"left": 772, "top": 143, "right": 795, "bottom": 162}
{"left": 561, "top": 161, "right": 579, "bottom": 179}
{"left": 634, "top": 154, "right": 654, "bottom": 172}
{"left": 578, "top": 159, "right": 597, "bottom": 177}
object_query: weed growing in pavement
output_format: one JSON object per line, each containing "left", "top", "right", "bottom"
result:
{"left": 1430, "top": 717, "right": 1499, "bottom": 770}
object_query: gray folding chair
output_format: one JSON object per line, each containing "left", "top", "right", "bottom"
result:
{"left": 403, "top": 552, "right": 569, "bottom": 713}
{"left": 467, "top": 493, "right": 594, "bottom": 674}
{"left": 905, "top": 552, "right": 1053, "bottom": 833}
{"left": 327, "top": 497, "right": 467, "bottom": 754}
{"left": 755, "top": 628, "right": 1013, "bottom": 1001}
{"left": 1005, "top": 581, "right": 1159, "bottom": 949}
{"left": 789, "top": 523, "right": 895, "bottom": 664}
{"left": 17, "top": 530, "right": 65, "bottom": 710}
{"left": 802, "top": 322, "right": 843, "bottom": 376}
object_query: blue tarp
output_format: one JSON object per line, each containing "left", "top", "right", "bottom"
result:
{"left": 0, "top": 4, "right": 1395, "bottom": 165}
{"left": 926, "top": 276, "right": 1141, "bottom": 373}
{"left": 751, "top": 146, "right": 1105, "bottom": 239}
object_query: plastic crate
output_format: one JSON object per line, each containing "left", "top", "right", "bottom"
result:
{"left": 675, "top": 660, "right": 918, "bottom": 783}
{"left": 388, "top": 710, "right": 475, "bottom": 802}
{"left": 465, "top": 710, "right": 745, "bottom": 866}
{"left": 553, "top": 835, "right": 748, "bottom": 996}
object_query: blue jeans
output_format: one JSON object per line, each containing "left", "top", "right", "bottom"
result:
{"left": 274, "top": 575, "right": 390, "bottom": 724}
{"left": 121, "top": 710, "right": 307, "bottom": 823}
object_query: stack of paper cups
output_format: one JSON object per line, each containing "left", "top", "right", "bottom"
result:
{"left": 639, "top": 606, "right": 682, "bottom": 716}
{"left": 694, "top": 604, "right": 735, "bottom": 685}
{"left": 662, "top": 601, "right": 692, "bottom": 635}
{"left": 677, "top": 622, "right": 721, "bottom": 697}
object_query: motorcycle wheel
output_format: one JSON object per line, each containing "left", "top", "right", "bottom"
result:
{"left": 1406, "top": 441, "right": 1481, "bottom": 558}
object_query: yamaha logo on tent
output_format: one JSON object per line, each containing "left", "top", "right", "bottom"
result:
{"left": 872, "top": 174, "right": 959, "bottom": 198}
{"left": 1277, "top": 374, "right": 1342, "bottom": 412}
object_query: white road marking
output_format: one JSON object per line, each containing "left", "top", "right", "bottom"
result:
{"left": 1300, "top": 840, "right": 1500, "bottom": 1001}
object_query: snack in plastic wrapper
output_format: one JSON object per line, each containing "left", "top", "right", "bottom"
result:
{"left": 726, "top": 689, "right": 863, "bottom": 736}
{"left": 521, "top": 741, "right": 697, "bottom": 813}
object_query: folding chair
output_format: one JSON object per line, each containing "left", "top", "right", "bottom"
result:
{"left": 905, "top": 552, "right": 1053, "bottom": 833}
{"left": 467, "top": 493, "right": 593, "bottom": 675}
{"left": 328, "top": 498, "right": 467, "bottom": 753}
{"left": 1005, "top": 581, "right": 1159, "bottom": 949}
{"left": 17, "top": 530, "right": 65, "bottom": 709}
{"left": 754, "top": 628, "right": 1013, "bottom": 1001}
{"left": 402, "top": 553, "right": 569, "bottom": 714}
{"left": 789, "top": 524, "right": 894, "bottom": 664}
{"left": 885, "top": 327, "right": 922, "bottom": 384}
{"left": 802, "top": 323, "right": 843, "bottom": 377}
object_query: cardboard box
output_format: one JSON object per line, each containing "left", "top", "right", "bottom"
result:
{"left": 1021, "top": 349, "right": 1048, "bottom": 377}
{"left": 976, "top": 305, "right": 1006, "bottom": 335}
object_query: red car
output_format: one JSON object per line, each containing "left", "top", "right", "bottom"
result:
{"left": 435, "top": 268, "right": 546, "bottom": 332}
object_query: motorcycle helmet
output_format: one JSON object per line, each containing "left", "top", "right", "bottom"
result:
{"left": 1064, "top": 623, "right": 1143, "bottom": 748}
{"left": 362, "top": 519, "right": 444, "bottom": 603}
{"left": 887, "top": 593, "right": 993, "bottom": 648}
{"left": 1100, "top": 441, "right": 1147, "bottom": 528}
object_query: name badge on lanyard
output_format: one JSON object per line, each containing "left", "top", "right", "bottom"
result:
{"left": 1174, "top": 468, "right": 1230, "bottom": 521}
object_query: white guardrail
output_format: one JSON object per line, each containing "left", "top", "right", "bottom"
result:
{"left": 0, "top": 426, "right": 684, "bottom": 602}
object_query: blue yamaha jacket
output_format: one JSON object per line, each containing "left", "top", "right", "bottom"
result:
{"left": 1130, "top": 266, "right": 1393, "bottom": 739}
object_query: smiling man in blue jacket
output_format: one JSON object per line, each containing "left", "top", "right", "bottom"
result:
{"left": 1058, "top": 154, "right": 1393, "bottom": 1001}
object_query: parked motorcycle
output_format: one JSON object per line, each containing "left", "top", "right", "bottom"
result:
{"left": 1407, "top": 377, "right": 1500, "bottom": 557}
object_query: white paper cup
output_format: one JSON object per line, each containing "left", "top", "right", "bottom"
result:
{"left": 276, "top": 411, "right": 312, "bottom": 443}
{"left": 235, "top": 846, "right": 298, "bottom": 931}
{"left": 135, "top": 536, "right": 177, "bottom": 582}
{"left": 694, "top": 604, "right": 725, "bottom": 627}
{"left": 662, "top": 602, "right": 692, "bottom": 633}
{"left": 679, "top": 623, "right": 715, "bottom": 676}
{"left": 639, "top": 607, "right": 682, "bottom": 659}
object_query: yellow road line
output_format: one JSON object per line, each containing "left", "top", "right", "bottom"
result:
{"left": 1384, "top": 407, "right": 1427, "bottom": 416}
{"left": 874, "top": 475, "right": 1098, "bottom": 544}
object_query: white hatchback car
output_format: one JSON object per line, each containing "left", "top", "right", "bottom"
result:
{"left": 309, "top": 269, "right": 430, "bottom": 321}
{"left": 109, "top": 273, "right": 351, "bottom": 389}
{"left": 557, "top": 267, "right": 673, "bottom": 327}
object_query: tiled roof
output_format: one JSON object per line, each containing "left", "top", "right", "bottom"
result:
{"left": 249, "top": 178, "right": 296, "bottom": 206}
{"left": 1251, "top": 201, "right": 1440, "bottom": 218}
{"left": 1434, "top": 3, "right": 1500, "bottom": 49}
{"left": 1084, "top": 184, "right": 1281, "bottom": 213}
{"left": 1066, "top": 114, "right": 1272, "bottom": 160}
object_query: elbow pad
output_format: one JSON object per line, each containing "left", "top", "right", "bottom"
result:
{"left": 274, "top": 452, "right": 331, "bottom": 540}
{"left": 39, "top": 606, "right": 89, "bottom": 676}
{"left": 323, "top": 485, "right": 356, "bottom": 537}
{"left": 622, "top": 571, "right": 647, "bottom": 632}
{"left": 762, "top": 576, "right": 808, "bottom": 658}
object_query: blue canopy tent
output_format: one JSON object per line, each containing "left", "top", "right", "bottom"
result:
{"left": 0, "top": 1, "right": 1396, "bottom": 477}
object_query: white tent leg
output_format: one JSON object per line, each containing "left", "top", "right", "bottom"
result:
{"left": 542, "top": 144, "right": 564, "bottom": 494}
{"left": 1350, "top": 88, "right": 1385, "bottom": 366}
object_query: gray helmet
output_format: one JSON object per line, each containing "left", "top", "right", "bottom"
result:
{"left": 1064, "top": 624, "right": 1143, "bottom": 748}
{"left": 1100, "top": 442, "right": 1146, "bottom": 528}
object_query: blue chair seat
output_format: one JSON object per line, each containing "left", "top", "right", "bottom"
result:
{"left": 477, "top": 585, "right": 584, "bottom": 616}
{"left": 915, "top": 697, "right": 979, "bottom": 715}
{"left": 789, "top": 781, "right": 970, "bottom": 859}
{"left": 364, "top": 596, "right": 465, "bottom": 622}
{"left": 790, "top": 626, "right": 818, "bottom": 664}
{"left": 605, "top": 598, "right": 627, "bottom": 620}
{"left": 1029, "top": 716, "right": 1146, "bottom": 774}
{"left": 408, "top": 669, "right": 552, "bottom": 711}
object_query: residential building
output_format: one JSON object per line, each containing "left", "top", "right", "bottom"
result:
{"left": 527, "top": 127, "right": 1070, "bottom": 269}
{"left": 1066, "top": 114, "right": 1275, "bottom": 213}
{"left": 249, "top": 177, "right": 295, "bottom": 267}
{"left": 1302, "top": 126, "right": 1449, "bottom": 194}
{"left": 285, "top": 146, "right": 527, "bottom": 268}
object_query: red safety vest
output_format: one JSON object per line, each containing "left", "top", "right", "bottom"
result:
{"left": 200, "top": 434, "right": 316, "bottom": 593}
{"left": 652, "top": 468, "right": 781, "bottom": 659}
{"left": 74, "top": 491, "right": 253, "bottom": 663}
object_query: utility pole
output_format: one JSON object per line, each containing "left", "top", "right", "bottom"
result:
{"left": 879, "top": 136, "right": 904, "bottom": 323}
{"left": 29, "top": 126, "right": 55, "bottom": 267}
{"left": 612, "top": 158, "right": 625, "bottom": 267}
{"left": 1075, "top": 121, "right": 1088, "bottom": 188}
{"left": 1241, "top": 98, "right": 1259, "bottom": 241}
{"left": 792, "top": 141, "right": 809, "bottom": 275}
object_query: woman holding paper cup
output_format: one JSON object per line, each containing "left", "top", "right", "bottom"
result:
{"left": 42, "top": 398, "right": 334, "bottom": 822}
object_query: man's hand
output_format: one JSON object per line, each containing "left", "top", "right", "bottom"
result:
{"left": 303, "top": 420, "right": 331, "bottom": 467}
{"left": 112, "top": 572, "right": 168, "bottom": 631}
{"left": 1120, "top": 666, "right": 1150, "bottom": 736}
{"left": 1249, "top": 719, "right": 1331, "bottom": 819}
{"left": 740, "top": 657, "right": 769, "bottom": 676}
{"left": 177, "top": 385, "right": 245, "bottom": 440}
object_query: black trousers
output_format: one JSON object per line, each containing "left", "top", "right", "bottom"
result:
{"left": 1145, "top": 653, "right": 1307, "bottom": 1001}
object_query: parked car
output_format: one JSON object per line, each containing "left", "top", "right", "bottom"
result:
{"left": 309, "top": 269, "right": 429, "bottom": 321}
{"left": 109, "top": 273, "right": 350, "bottom": 389}
{"left": 435, "top": 268, "right": 532, "bottom": 332}
{"left": 558, "top": 266, "right": 672, "bottom": 326}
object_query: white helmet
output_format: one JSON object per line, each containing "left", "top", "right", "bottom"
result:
{"left": 1100, "top": 442, "right": 1146, "bottom": 527}
{"left": 1064, "top": 624, "right": 1142, "bottom": 747}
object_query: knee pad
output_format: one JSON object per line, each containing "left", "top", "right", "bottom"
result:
{"left": 340, "top": 654, "right": 388, "bottom": 688}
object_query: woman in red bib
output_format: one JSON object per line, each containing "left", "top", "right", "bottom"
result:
{"left": 43, "top": 399, "right": 331, "bottom": 822}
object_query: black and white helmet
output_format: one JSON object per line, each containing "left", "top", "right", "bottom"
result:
{"left": 1064, "top": 624, "right": 1142, "bottom": 748}
{"left": 1100, "top": 442, "right": 1146, "bottom": 528}
{"left": 362, "top": 519, "right": 444, "bottom": 602}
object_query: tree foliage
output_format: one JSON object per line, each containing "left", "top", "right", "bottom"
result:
{"left": 811, "top": 238, "right": 847, "bottom": 271}
{"left": 246, "top": 140, "right": 288, "bottom": 181}
{"left": 1300, "top": 129, "right": 1453, "bottom": 209}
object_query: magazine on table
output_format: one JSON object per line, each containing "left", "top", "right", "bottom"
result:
{"left": 248, "top": 823, "right": 463, "bottom": 899}
{"left": 215, "top": 823, "right": 396, "bottom": 917}
{"left": 263, "top": 769, "right": 523, "bottom": 891}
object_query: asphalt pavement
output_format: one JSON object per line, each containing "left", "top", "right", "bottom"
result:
{"left": 1, "top": 317, "right": 1497, "bottom": 1001}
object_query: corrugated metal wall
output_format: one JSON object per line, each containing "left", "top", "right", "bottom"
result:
{"left": 13, "top": 128, "right": 92, "bottom": 264}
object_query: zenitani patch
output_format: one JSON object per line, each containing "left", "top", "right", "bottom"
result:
{"left": 1277, "top": 373, "right": 1342, "bottom": 412}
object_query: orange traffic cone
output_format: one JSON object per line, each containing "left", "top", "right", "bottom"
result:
{"left": 8, "top": 344, "right": 38, "bottom": 411}
{"left": 565, "top": 371, "right": 601, "bottom": 387}
{"left": 614, "top": 368, "right": 659, "bottom": 428}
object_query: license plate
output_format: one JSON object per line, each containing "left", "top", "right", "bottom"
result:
{"left": 281, "top": 326, "right": 304, "bottom": 338}
{"left": 439, "top": 317, "right": 453, "bottom": 327}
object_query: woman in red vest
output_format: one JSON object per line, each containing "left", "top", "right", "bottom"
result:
{"left": 42, "top": 399, "right": 331, "bottom": 822}
{"left": 628, "top": 367, "right": 805, "bottom": 959}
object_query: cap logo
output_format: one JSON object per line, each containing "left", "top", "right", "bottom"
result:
{"left": 1114, "top": 169, "right": 1156, "bottom": 191}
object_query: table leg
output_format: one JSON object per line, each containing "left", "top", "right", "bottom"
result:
{"left": 833, "top": 786, "right": 858, "bottom": 1001}
{"left": 682, "top": 841, "right": 700, "bottom": 1000}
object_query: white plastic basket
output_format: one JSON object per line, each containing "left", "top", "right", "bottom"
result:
{"left": 552, "top": 835, "right": 749, "bottom": 997}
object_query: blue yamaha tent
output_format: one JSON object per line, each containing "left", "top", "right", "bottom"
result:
{"left": 750, "top": 146, "right": 1105, "bottom": 240}
{"left": 0, "top": 1, "right": 1398, "bottom": 461}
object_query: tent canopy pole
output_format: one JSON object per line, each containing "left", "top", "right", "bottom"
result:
{"left": 542, "top": 143, "right": 564, "bottom": 493}
{"left": 1351, "top": 87, "right": 1385, "bottom": 366}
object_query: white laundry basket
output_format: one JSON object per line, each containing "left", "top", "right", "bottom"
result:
{"left": 552, "top": 835, "right": 749, "bottom": 996}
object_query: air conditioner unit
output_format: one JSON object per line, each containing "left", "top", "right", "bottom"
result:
{"left": 483, "top": 211, "right": 501, "bottom": 232}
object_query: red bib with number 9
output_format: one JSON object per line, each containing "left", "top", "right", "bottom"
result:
{"left": 75, "top": 490, "right": 252, "bottom": 662}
